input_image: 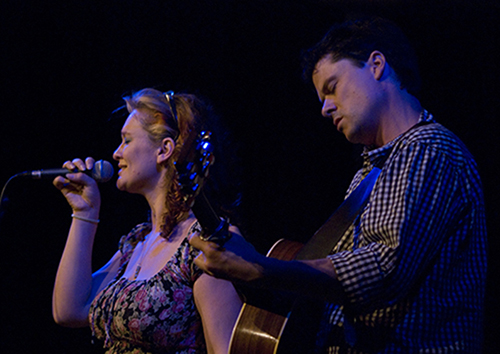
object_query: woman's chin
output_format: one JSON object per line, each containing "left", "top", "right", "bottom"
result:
{"left": 116, "top": 179, "right": 126, "bottom": 191}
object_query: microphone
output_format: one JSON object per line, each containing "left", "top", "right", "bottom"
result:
{"left": 19, "top": 160, "right": 114, "bottom": 183}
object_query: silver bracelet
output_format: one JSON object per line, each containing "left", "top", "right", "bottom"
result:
{"left": 71, "top": 213, "right": 100, "bottom": 224}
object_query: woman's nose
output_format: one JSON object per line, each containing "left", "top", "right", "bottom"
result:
{"left": 112, "top": 145, "right": 122, "bottom": 161}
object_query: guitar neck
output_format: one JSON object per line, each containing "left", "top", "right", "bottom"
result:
{"left": 191, "top": 190, "right": 230, "bottom": 245}
{"left": 191, "top": 191, "right": 219, "bottom": 234}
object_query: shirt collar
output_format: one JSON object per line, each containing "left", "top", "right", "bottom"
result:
{"left": 361, "top": 110, "right": 434, "bottom": 169}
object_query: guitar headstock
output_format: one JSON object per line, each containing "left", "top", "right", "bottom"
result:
{"left": 174, "top": 129, "right": 231, "bottom": 245}
{"left": 175, "top": 130, "right": 214, "bottom": 208}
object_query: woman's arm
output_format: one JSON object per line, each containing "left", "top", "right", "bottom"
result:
{"left": 193, "top": 274, "right": 242, "bottom": 354}
{"left": 52, "top": 157, "right": 119, "bottom": 327}
{"left": 52, "top": 228, "right": 121, "bottom": 327}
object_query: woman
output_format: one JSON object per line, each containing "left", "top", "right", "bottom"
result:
{"left": 52, "top": 88, "right": 242, "bottom": 354}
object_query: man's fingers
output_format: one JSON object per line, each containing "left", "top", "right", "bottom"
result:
{"left": 194, "top": 255, "right": 215, "bottom": 277}
{"left": 189, "top": 233, "right": 223, "bottom": 253}
{"left": 188, "top": 233, "right": 204, "bottom": 248}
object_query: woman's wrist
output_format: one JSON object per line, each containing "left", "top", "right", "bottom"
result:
{"left": 71, "top": 210, "right": 100, "bottom": 224}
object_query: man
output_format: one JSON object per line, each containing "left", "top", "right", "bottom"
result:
{"left": 189, "top": 17, "right": 487, "bottom": 353}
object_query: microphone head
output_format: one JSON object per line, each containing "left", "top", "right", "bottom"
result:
{"left": 92, "top": 160, "right": 114, "bottom": 183}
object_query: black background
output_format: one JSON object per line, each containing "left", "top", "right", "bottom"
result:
{"left": 1, "top": 1, "right": 498, "bottom": 352}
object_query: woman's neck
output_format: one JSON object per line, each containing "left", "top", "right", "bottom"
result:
{"left": 144, "top": 188, "right": 169, "bottom": 234}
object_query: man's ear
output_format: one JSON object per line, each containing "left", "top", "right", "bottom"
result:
{"left": 157, "top": 137, "right": 176, "bottom": 164}
{"left": 368, "top": 51, "right": 388, "bottom": 81}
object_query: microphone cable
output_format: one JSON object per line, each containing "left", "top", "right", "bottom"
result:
{"left": 0, "top": 173, "right": 24, "bottom": 223}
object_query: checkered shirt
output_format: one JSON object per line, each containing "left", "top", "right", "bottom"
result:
{"left": 320, "top": 111, "right": 487, "bottom": 353}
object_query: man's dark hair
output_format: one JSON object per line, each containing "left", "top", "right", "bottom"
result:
{"left": 302, "top": 17, "right": 421, "bottom": 96}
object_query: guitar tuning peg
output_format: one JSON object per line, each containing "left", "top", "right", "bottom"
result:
{"left": 202, "top": 160, "right": 211, "bottom": 174}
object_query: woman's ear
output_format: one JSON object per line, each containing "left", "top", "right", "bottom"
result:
{"left": 157, "top": 137, "right": 176, "bottom": 164}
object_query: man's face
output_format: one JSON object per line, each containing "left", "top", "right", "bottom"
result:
{"left": 312, "top": 54, "right": 383, "bottom": 146}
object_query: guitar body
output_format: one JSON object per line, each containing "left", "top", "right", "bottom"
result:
{"left": 228, "top": 303, "right": 288, "bottom": 354}
{"left": 229, "top": 239, "right": 324, "bottom": 354}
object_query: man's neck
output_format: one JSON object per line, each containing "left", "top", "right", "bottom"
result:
{"left": 375, "top": 91, "right": 422, "bottom": 147}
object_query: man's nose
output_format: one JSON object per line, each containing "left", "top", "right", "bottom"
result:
{"left": 321, "top": 98, "right": 337, "bottom": 118}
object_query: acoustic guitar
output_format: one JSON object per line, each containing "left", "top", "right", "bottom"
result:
{"left": 175, "top": 127, "right": 380, "bottom": 354}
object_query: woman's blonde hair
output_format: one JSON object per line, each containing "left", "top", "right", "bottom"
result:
{"left": 123, "top": 88, "right": 205, "bottom": 238}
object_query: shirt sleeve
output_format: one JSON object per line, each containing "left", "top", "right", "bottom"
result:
{"left": 329, "top": 139, "right": 470, "bottom": 311}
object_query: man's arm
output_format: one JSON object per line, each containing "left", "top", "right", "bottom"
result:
{"left": 189, "top": 229, "right": 346, "bottom": 303}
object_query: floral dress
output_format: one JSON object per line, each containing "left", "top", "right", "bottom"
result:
{"left": 89, "top": 223, "right": 206, "bottom": 354}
